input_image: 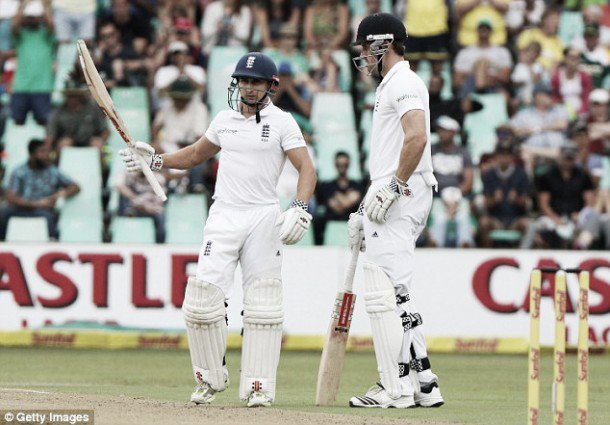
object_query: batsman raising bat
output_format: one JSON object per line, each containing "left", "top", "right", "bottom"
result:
{"left": 347, "top": 13, "right": 443, "bottom": 408}
{"left": 120, "top": 52, "right": 316, "bottom": 407}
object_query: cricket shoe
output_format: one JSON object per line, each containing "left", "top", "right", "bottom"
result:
{"left": 414, "top": 379, "right": 444, "bottom": 408}
{"left": 190, "top": 382, "right": 218, "bottom": 404}
{"left": 246, "top": 391, "right": 273, "bottom": 407}
{"left": 349, "top": 383, "right": 415, "bottom": 408}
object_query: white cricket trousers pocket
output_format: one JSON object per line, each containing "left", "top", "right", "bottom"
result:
{"left": 363, "top": 174, "right": 433, "bottom": 295}
{"left": 195, "top": 203, "right": 283, "bottom": 297}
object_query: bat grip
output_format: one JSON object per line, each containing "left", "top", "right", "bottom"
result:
{"left": 134, "top": 151, "right": 167, "bottom": 201}
{"left": 342, "top": 242, "right": 360, "bottom": 293}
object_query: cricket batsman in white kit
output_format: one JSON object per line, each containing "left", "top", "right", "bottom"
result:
{"left": 120, "top": 52, "right": 316, "bottom": 407}
{"left": 347, "top": 13, "right": 444, "bottom": 408}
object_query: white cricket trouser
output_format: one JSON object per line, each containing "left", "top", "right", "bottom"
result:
{"left": 195, "top": 202, "right": 283, "bottom": 297}
{"left": 363, "top": 174, "right": 433, "bottom": 363}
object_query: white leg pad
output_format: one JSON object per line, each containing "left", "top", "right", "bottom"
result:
{"left": 239, "top": 278, "right": 283, "bottom": 401}
{"left": 182, "top": 277, "right": 227, "bottom": 391}
{"left": 363, "top": 262, "right": 404, "bottom": 398}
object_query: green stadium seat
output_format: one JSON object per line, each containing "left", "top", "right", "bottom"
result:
{"left": 6, "top": 217, "right": 49, "bottom": 242}
{"left": 315, "top": 131, "right": 361, "bottom": 181}
{"left": 558, "top": 11, "right": 584, "bottom": 46}
{"left": 207, "top": 46, "right": 248, "bottom": 118}
{"left": 108, "top": 87, "right": 150, "bottom": 147}
{"left": 360, "top": 109, "right": 373, "bottom": 154}
{"left": 463, "top": 93, "right": 509, "bottom": 163}
{"left": 111, "top": 217, "right": 156, "bottom": 244}
{"left": 165, "top": 194, "right": 207, "bottom": 244}
{"left": 2, "top": 117, "right": 46, "bottom": 177}
{"left": 311, "top": 93, "right": 356, "bottom": 133}
{"left": 324, "top": 220, "right": 348, "bottom": 246}
{"left": 52, "top": 43, "right": 78, "bottom": 105}
{"left": 58, "top": 210, "right": 103, "bottom": 243}
{"left": 416, "top": 60, "right": 453, "bottom": 100}
{"left": 348, "top": 0, "right": 392, "bottom": 16}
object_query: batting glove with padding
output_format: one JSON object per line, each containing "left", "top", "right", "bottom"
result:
{"left": 276, "top": 199, "right": 312, "bottom": 245}
{"left": 347, "top": 202, "right": 366, "bottom": 252}
{"left": 364, "top": 176, "right": 410, "bottom": 223}
{"left": 119, "top": 141, "right": 163, "bottom": 172}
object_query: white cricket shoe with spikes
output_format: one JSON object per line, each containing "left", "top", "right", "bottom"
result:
{"left": 190, "top": 382, "right": 218, "bottom": 404}
{"left": 349, "top": 383, "right": 415, "bottom": 408}
{"left": 246, "top": 391, "right": 273, "bottom": 407}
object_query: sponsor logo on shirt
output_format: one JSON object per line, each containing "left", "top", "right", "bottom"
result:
{"left": 218, "top": 128, "right": 238, "bottom": 134}
{"left": 396, "top": 93, "right": 418, "bottom": 102}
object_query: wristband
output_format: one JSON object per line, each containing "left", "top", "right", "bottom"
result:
{"left": 151, "top": 154, "right": 163, "bottom": 171}
{"left": 390, "top": 176, "right": 410, "bottom": 196}
{"left": 290, "top": 199, "right": 308, "bottom": 212}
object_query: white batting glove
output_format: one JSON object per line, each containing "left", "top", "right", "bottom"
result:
{"left": 276, "top": 199, "right": 312, "bottom": 245}
{"left": 119, "top": 141, "right": 164, "bottom": 172}
{"left": 347, "top": 203, "right": 366, "bottom": 252}
{"left": 364, "top": 176, "right": 410, "bottom": 223}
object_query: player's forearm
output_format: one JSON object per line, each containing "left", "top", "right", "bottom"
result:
{"left": 294, "top": 162, "right": 317, "bottom": 203}
{"left": 162, "top": 136, "right": 219, "bottom": 170}
{"left": 395, "top": 135, "right": 426, "bottom": 183}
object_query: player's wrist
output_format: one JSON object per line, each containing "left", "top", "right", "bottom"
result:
{"left": 389, "top": 176, "right": 409, "bottom": 196}
{"left": 289, "top": 199, "right": 308, "bottom": 212}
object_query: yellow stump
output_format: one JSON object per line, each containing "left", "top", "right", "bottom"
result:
{"left": 528, "top": 270, "right": 541, "bottom": 425}
{"left": 577, "top": 271, "right": 590, "bottom": 425}
{"left": 553, "top": 271, "right": 566, "bottom": 425}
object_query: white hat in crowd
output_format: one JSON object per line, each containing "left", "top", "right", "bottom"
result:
{"left": 589, "top": 88, "right": 610, "bottom": 104}
{"left": 24, "top": 0, "right": 43, "bottom": 17}
{"left": 436, "top": 115, "right": 460, "bottom": 132}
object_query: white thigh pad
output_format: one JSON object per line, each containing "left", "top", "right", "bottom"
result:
{"left": 363, "top": 262, "right": 404, "bottom": 398}
{"left": 240, "top": 278, "right": 283, "bottom": 401}
{"left": 182, "top": 277, "right": 228, "bottom": 391}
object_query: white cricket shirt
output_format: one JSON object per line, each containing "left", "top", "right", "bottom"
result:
{"left": 369, "top": 61, "right": 434, "bottom": 182}
{"left": 205, "top": 102, "right": 306, "bottom": 208}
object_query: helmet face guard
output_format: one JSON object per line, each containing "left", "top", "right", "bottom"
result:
{"left": 352, "top": 33, "right": 394, "bottom": 75}
{"left": 227, "top": 78, "right": 278, "bottom": 113}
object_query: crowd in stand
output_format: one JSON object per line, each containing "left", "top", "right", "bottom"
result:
{"left": 0, "top": 0, "right": 609, "bottom": 249}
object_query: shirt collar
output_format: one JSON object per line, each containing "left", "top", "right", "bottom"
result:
{"left": 379, "top": 60, "right": 410, "bottom": 89}
{"left": 233, "top": 100, "right": 276, "bottom": 120}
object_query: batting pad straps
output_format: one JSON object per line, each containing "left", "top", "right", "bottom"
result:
{"left": 182, "top": 277, "right": 227, "bottom": 391}
{"left": 240, "top": 278, "right": 284, "bottom": 401}
{"left": 363, "top": 262, "right": 404, "bottom": 398}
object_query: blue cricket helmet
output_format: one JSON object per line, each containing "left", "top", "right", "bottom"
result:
{"left": 231, "top": 52, "right": 279, "bottom": 85}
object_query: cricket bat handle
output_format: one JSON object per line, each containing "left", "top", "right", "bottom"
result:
{"left": 133, "top": 147, "right": 167, "bottom": 202}
{"left": 343, "top": 241, "right": 361, "bottom": 293}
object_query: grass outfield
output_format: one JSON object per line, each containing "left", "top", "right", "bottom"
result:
{"left": 0, "top": 347, "right": 608, "bottom": 425}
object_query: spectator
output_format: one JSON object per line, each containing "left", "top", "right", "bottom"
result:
{"left": 398, "top": 0, "right": 450, "bottom": 76}
{"left": 505, "top": 0, "right": 545, "bottom": 38}
{"left": 478, "top": 141, "right": 530, "bottom": 248}
{"left": 314, "top": 151, "right": 363, "bottom": 244}
{"left": 100, "top": 0, "right": 152, "bottom": 55}
{"left": 153, "top": 78, "right": 208, "bottom": 154}
{"left": 570, "top": 121, "right": 604, "bottom": 185}
{"left": 525, "top": 143, "right": 608, "bottom": 249}
{"left": 584, "top": 88, "right": 610, "bottom": 156}
{"left": 574, "top": 24, "right": 610, "bottom": 88}
{"left": 157, "top": 1, "right": 203, "bottom": 52}
{"left": 510, "top": 83, "right": 569, "bottom": 174}
{"left": 10, "top": 0, "right": 54, "bottom": 126}
{"left": 550, "top": 47, "right": 592, "bottom": 115}
{"left": 455, "top": 0, "right": 510, "bottom": 47}
{"left": 511, "top": 41, "right": 545, "bottom": 107}
{"left": 431, "top": 116, "right": 474, "bottom": 197}
{"left": 454, "top": 19, "right": 512, "bottom": 99}
{"left": 303, "top": 0, "right": 349, "bottom": 52}
{"left": 517, "top": 7, "right": 564, "bottom": 71}
{"left": 253, "top": 0, "right": 300, "bottom": 49}
{"left": 153, "top": 40, "right": 206, "bottom": 95}
{"left": 273, "top": 62, "right": 312, "bottom": 121}
{"left": 95, "top": 21, "right": 149, "bottom": 88}
{"left": 429, "top": 187, "right": 475, "bottom": 248}
{"left": 53, "top": 0, "right": 96, "bottom": 44}
{"left": 46, "top": 78, "right": 109, "bottom": 152}
{"left": 309, "top": 49, "right": 340, "bottom": 93}
{"left": 114, "top": 168, "right": 166, "bottom": 243}
{"left": 200, "top": 0, "right": 252, "bottom": 55}
{"left": 0, "top": 138, "right": 80, "bottom": 240}
{"left": 429, "top": 74, "right": 483, "bottom": 127}
{"left": 152, "top": 17, "right": 204, "bottom": 70}
{"left": 0, "top": 0, "right": 19, "bottom": 60}
{"left": 265, "top": 23, "right": 310, "bottom": 81}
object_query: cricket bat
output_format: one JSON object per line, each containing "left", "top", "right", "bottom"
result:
{"left": 315, "top": 244, "right": 360, "bottom": 406}
{"left": 76, "top": 39, "right": 167, "bottom": 201}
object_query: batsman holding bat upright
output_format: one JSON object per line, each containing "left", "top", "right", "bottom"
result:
{"left": 120, "top": 52, "right": 316, "bottom": 407}
{"left": 347, "top": 13, "right": 443, "bottom": 409}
